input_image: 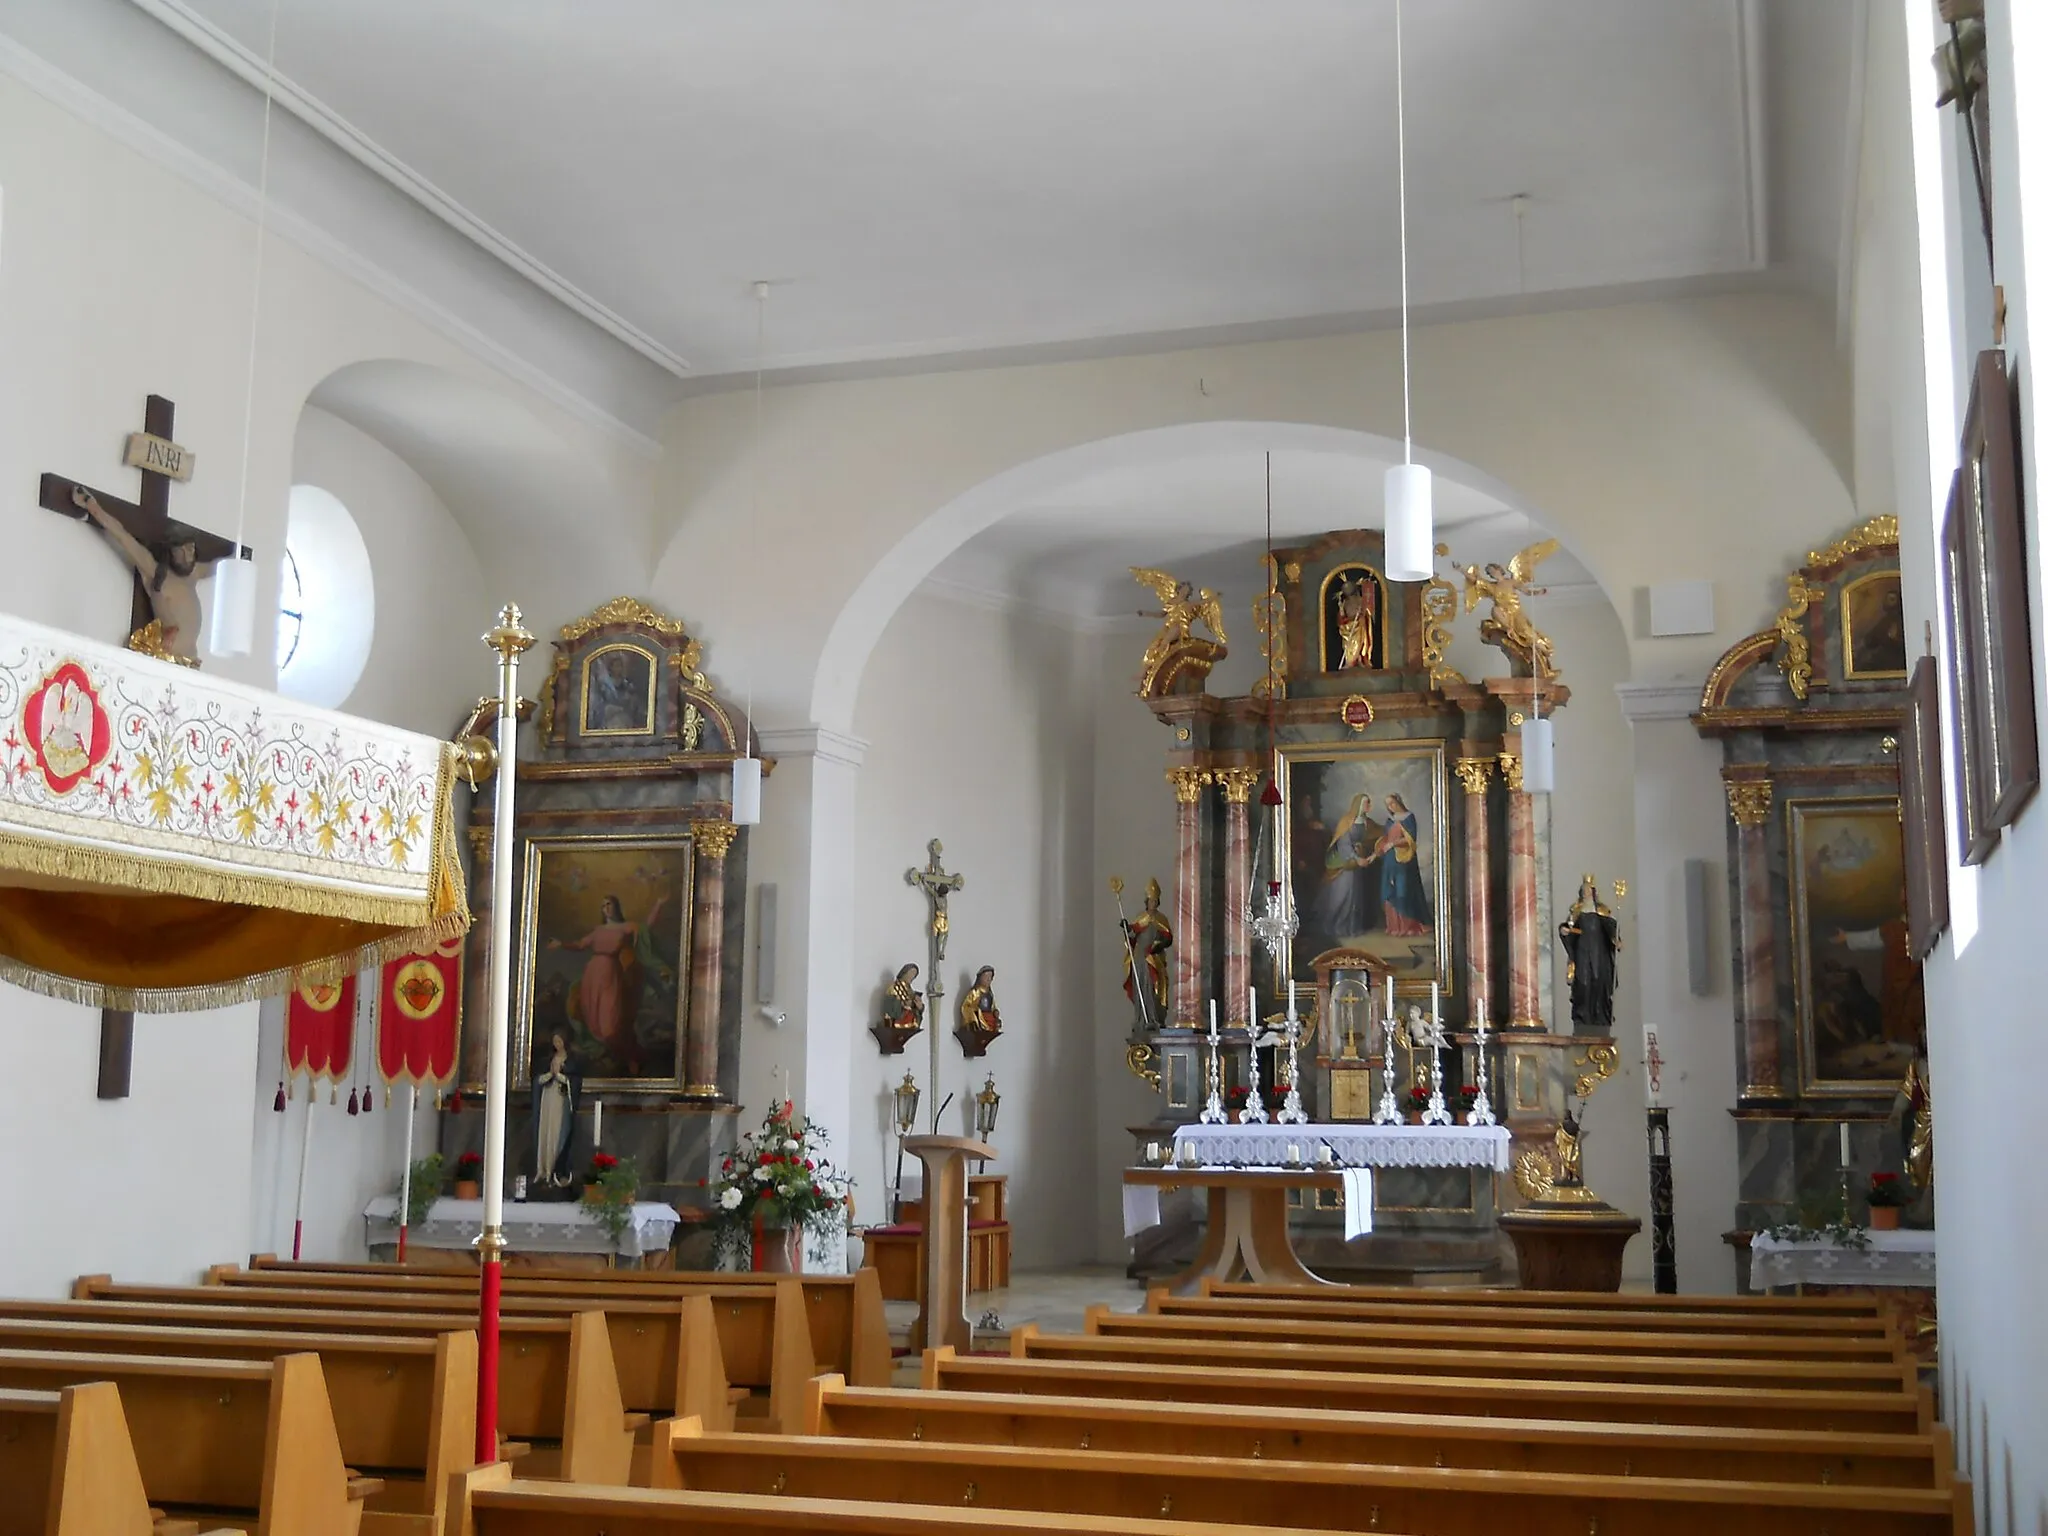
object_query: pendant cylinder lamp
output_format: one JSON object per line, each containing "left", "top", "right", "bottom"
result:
{"left": 210, "top": 556, "right": 259, "bottom": 657}
{"left": 1521, "top": 712, "right": 1556, "bottom": 794}
{"left": 730, "top": 754, "right": 763, "bottom": 826}
{"left": 1383, "top": 464, "right": 1434, "bottom": 582}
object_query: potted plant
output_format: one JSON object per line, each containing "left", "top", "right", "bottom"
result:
{"left": 451, "top": 1150, "right": 484, "bottom": 1200}
{"left": 1866, "top": 1171, "right": 1908, "bottom": 1230}
{"left": 1404, "top": 1085, "right": 1430, "bottom": 1126}
{"left": 706, "top": 1100, "right": 854, "bottom": 1273}
{"left": 402, "top": 1153, "right": 445, "bottom": 1229}
{"left": 579, "top": 1152, "right": 641, "bottom": 1255}
{"left": 1456, "top": 1086, "right": 1479, "bottom": 1125}
{"left": 1224, "top": 1086, "right": 1251, "bottom": 1124}
{"left": 1262, "top": 1087, "right": 1289, "bottom": 1118}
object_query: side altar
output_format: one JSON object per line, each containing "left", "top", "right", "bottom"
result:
{"left": 1121, "top": 532, "right": 1610, "bottom": 1282}
{"left": 447, "top": 598, "right": 755, "bottom": 1210}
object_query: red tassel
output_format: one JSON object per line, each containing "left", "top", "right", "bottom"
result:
{"left": 361, "top": 1087, "right": 372, "bottom": 1116}
{"left": 273, "top": 1082, "right": 285, "bottom": 1113}
{"left": 347, "top": 1088, "right": 359, "bottom": 1116}
{"left": 1259, "top": 778, "right": 1283, "bottom": 807}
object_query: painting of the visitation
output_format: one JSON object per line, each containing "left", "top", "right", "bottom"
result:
{"left": 1790, "top": 799, "right": 1924, "bottom": 1093}
{"left": 1319, "top": 564, "right": 1385, "bottom": 672}
{"left": 581, "top": 642, "right": 658, "bottom": 736}
{"left": 1285, "top": 743, "right": 1447, "bottom": 984}
{"left": 1842, "top": 572, "right": 1908, "bottom": 680}
{"left": 517, "top": 835, "right": 694, "bottom": 1087}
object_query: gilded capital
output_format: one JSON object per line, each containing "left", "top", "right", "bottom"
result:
{"left": 1454, "top": 757, "right": 1493, "bottom": 796}
{"left": 1726, "top": 781, "right": 1773, "bottom": 829}
{"left": 1496, "top": 752, "right": 1524, "bottom": 793}
{"left": 1212, "top": 766, "right": 1261, "bottom": 804}
{"left": 692, "top": 819, "right": 741, "bottom": 860}
{"left": 1166, "top": 766, "right": 1211, "bottom": 804}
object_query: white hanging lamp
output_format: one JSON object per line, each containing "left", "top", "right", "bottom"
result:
{"left": 1521, "top": 707, "right": 1556, "bottom": 793}
{"left": 1382, "top": 0, "right": 1433, "bottom": 583}
{"left": 728, "top": 281, "right": 772, "bottom": 827}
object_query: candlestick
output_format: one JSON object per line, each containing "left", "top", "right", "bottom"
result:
{"left": 1276, "top": 1003, "right": 1308, "bottom": 1124}
{"left": 1386, "top": 973, "right": 1395, "bottom": 1016}
{"left": 1372, "top": 996, "right": 1400, "bottom": 1125}
{"left": 1469, "top": 1011, "right": 1496, "bottom": 1126}
{"left": 1839, "top": 1121, "right": 1851, "bottom": 1166}
{"left": 1199, "top": 999, "right": 1226, "bottom": 1125}
{"left": 1242, "top": 1015, "right": 1270, "bottom": 1124}
{"left": 1209, "top": 998, "right": 1219, "bottom": 1034}
{"left": 593, "top": 1099, "right": 603, "bottom": 1148}
{"left": 1430, "top": 979, "right": 1440, "bottom": 1022}
{"left": 1249, "top": 985, "right": 1258, "bottom": 1032}
{"left": 1420, "top": 1005, "right": 1453, "bottom": 1127}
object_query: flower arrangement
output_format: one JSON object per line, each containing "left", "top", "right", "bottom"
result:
{"left": 401, "top": 1153, "right": 444, "bottom": 1228}
{"left": 1866, "top": 1171, "right": 1907, "bottom": 1207}
{"left": 1225, "top": 1086, "right": 1252, "bottom": 1111}
{"left": 1405, "top": 1084, "right": 1432, "bottom": 1112}
{"left": 1456, "top": 1085, "right": 1479, "bottom": 1122}
{"left": 706, "top": 1102, "right": 852, "bottom": 1267}
{"left": 451, "top": 1150, "right": 483, "bottom": 1196}
{"left": 579, "top": 1152, "right": 641, "bottom": 1248}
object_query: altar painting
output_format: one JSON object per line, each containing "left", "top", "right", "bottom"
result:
{"left": 1789, "top": 798, "right": 1924, "bottom": 1094}
{"left": 580, "top": 642, "right": 658, "bottom": 737}
{"left": 1842, "top": 571, "right": 1908, "bottom": 681}
{"left": 1283, "top": 742, "right": 1448, "bottom": 988}
{"left": 516, "top": 833, "right": 694, "bottom": 1089}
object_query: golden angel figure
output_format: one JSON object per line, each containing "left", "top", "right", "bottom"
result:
{"left": 1132, "top": 567, "right": 1228, "bottom": 673}
{"left": 1460, "top": 538, "right": 1560, "bottom": 677}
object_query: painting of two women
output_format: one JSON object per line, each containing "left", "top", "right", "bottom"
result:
{"left": 1288, "top": 748, "right": 1442, "bottom": 977}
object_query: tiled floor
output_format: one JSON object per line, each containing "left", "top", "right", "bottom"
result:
{"left": 882, "top": 1265, "right": 1148, "bottom": 1361}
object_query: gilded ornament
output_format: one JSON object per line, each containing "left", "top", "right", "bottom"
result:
{"left": 537, "top": 653, "right": 568, "bottom": 741}
{"left": 1725, "top": 780, "right": 1773, "bottom": 828}
{"left": 1166, "top": 766, "right": 1211, "bottom": 804}
{"left": 1496, "top": 752, "right": 1524, "bottom": 793}
{"left": 681, "top": 700, "right": 705, "bottom": 751}
{"left": 1212, "top": 766, "right": 1261, "bottom": 804}
{"left": 1251, "top": 560, "right": 1288, "bottom": 701}
{"left": 1453, "top": 757, "right": 1493, "bottom": 796}
{"left": 1807, "top": 515, "right": 1901, "bottom": 568}
{"left": 1459, "top": 539, "right": 1560, "bottom": 678}
{"left": 125, "top": 620, "right": 199, "bottom": 670}
{"left": 691, "top": 819, "right": 740, "bottom": 860}
{"left": 1773, "top": 576, "right": 1821, "bottom": 701}
{"left": 1132, "top": 567, "right": 1228, "bottom": 697}
{"left": 1419, "top": 576, "right": 1466, "bottom": 687}
{"left": 1125, "top": 1041, "right": 1161, "bottom": 1090}
{"left": 666, "top": 637, "right": 709, "bottom": 691}
{"left": 557, "top": 596, "right": 689, "bottom": 645}
{"left": 1697, "top": 632, "right": 1778, "bottom": 712}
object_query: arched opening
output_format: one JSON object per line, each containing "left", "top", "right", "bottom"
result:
{"left": 275, "top": 483, "right": 375, "bottom": 709}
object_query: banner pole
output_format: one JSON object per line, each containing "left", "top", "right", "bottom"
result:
{"left": 291, "top": 1090, "right": 315, "bottom": 1260}
{"left": 397, "top": 1083, "right": 418, "bottom": 1263}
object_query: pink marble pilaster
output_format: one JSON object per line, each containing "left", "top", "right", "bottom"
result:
{"left": 686, "top": 820, "right": 738, "bottom": 1096}
{"left": 1726, "top": 781, "right": 1781, "bottom": 1095}
{"left": 1501, "top": 755, "right": 1541, "bottom": 1029}
{"left": 1168, "top": 767, "right": 1209, "bottom": 1026}
{"left": 1455, "top": 758, "right": 1494, "bottom": 1017}
{"left": 1215, "top": 769, "right": 1258, "bottom": 1028}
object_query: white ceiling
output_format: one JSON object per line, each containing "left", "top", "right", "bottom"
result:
{"left": 156, "top": 0, "right": 1852, "bottom": 384}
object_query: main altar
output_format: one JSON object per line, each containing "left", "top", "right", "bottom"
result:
{"left": 1122, "top": 531, "right": 1609, "bottom": 1282}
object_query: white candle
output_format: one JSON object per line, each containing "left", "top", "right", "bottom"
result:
{"left": 1287, "top": 979, "right": 1297, "bottom": 1019}
{"left": 1146, "top": 1141, "right": 1160, "bottom": 1163}
{"left": 1430, "top": 980, "right": 1440, "bottom": 1021}
{"left": 1316, "top": 1144, "right": 1333, "bottom": 1165}
{"left": 1839, "top": 1121, "right": 1851, "bottom": 1166}
{"left": 1286, "top": 1143, "right": 1300, "bottom": 1164}
{"left": 1386, "top": 974, "right": 1395, "bottom": 1014}
{"left": 1249, "top": 986, "right": 1258, "bottom": 1030}
{"left": 1476, "top": 995, "right": 1487, "bottom": 1030}
{"left": 593, "top": 1100, "right": 603, "bottom": 1148}
{"left": 1209, "top": 998, "right": 1218, "bottom": 1035}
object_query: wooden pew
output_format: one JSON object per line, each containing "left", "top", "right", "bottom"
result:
{"left": 0, "top": 1382, "right": 158, "bottom": 1536}
{"left": 28, "top": 1290, "right": 732, "bottom": 1437}
{"left": 447, "top": 1462, "right": 1358, "bottom": 1536}
{"left": 1205, "top": 1277, "right": 1888, "bottom": 1316}
{"left": 167, "top": 1272, "right": 822, "bottom": 1432}
{"left": 0, "top": 1349, "right": 370, "bottom": 1535}
{"left": 649, "top": 1416, "right": 1973, "bottom": 1536}
{"left": 1101, "top": 1302, "right": 1907, "bottom": 1362}
{"left": 1017, "top": 1320, "right": 1919, "bottom": 1394}
{"left": 1153, "top": 1287, "right": 1900, "bottom": 1339}
{"left": 233, "top": 1257, "right": 893, "bottom": 1388}
{"left": 923, "top": 1348, "right": 1933, "bottom": 1436}
{"left": 800, "top": 1373, "right": 1959, "bottom": 1489}
{"left": 0, "top": 1317, "right": 473, "bottom": 1532}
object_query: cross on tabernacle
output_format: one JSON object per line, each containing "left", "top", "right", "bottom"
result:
{"left": 905, "top": 838, "right": 964, "bottom": 1132}
{"left": 39, "top": 394, "right": 250, "bottom": 647}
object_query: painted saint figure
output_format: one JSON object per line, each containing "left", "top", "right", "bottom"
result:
{"left": 1373, "top": 793, "right": 1433, "bottom": 937}
{"left": 883, "top": 963, "right": 924, "bottom": 1034}
{"left": 548, "top": 895, "right": 645, "bottom": 1075}
{"left": 1317, "top": 793, "right": 1383, "bottom": 940}
{"left": 956, "top": 965, "right": 1002, "bottom": 1055}
{"left": 1119, "top": 878, "right": 1173, "bottom": 1028}
{"left": 1558, "top": 875, "right": 1622, "bottom": 1032}
{"left": 1333, "top": 571, "right": 1379, "bottom": 670}
{"left": 530, "top": 1032, "right": 580, "bottom": 1187}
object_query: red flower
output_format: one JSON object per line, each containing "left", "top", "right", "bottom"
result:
{"left": 455, "top": 1151, "right": 483, "bottom": 1173}
{"left": 1871, "top": 1172, "right": 1898, "bottom": 1184}
{"left": 592, "top": 1152, "right": 619, "bottom": 1172}
{"left": 804, "top": 1159, "right": 814, "bottom": 1171}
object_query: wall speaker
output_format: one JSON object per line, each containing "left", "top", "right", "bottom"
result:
{"left": 755, "top": 883, "right": 777, "bottom": 1003}
{"left": 1684, "top": 858, "right": 1713, "bottom": 997}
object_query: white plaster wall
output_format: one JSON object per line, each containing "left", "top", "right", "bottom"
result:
{"left": 845, "top": 590, "right": 1099, "bottom": 1267}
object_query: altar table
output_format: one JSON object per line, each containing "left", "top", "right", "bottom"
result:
{"left": 362, "top": 1195, "right": 681, "bottom": 1266}
{"left": 1167, "top": 1121, "right": 1513, "bottom": 1171}
{"left": 1749, "top": 1229, "right": 1937, "bottom": 1290}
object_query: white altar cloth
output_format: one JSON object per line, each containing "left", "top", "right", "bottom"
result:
{"left": 362, "top": 1195, "right": 680, "bottom": 1260}
{"left": 1172, "top": 1122, "right": 1512, "bottom": 1173}
{"left": 1749, "top": 1228, "right": 1937, "bottom": 1290}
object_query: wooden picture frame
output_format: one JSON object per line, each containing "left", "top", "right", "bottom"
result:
{"left": 1899, "top": 655, "right": 1949, "bottom": 961}
{"left": 1958, "top": 349, "right": 2039, "bottom": 840}
{"left": 1941, "top": 471, "right": 1992, "bottom": 865}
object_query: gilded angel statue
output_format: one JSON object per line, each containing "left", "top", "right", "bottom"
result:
{"left": 1460, "top": 538, "right": 1560, "bottom": 678}
{"left": 1131, "top": 567, "right": 1228, "bottom": 695}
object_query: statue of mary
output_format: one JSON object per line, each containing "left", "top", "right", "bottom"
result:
{"left": 530, "top": 1032, "right": 580, "bottom": 1188}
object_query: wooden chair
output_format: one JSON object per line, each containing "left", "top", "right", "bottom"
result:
{"left": 0, "top": 1348, "right": 371, "bottom": 1535}
{"left": 0, "top": 1382, "right": 157, "bottom": 1536}
{"left": 801, "top": 1373, "right": 1959, "bottom": 1489}
{"left": 922, "top": 1348, "right": 1933, "bottom": 1436}
{"left": 650, "top": 1416, "right": 1973, "bottom": 1536}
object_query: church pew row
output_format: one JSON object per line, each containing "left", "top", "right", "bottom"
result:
{"left": 445, "top": 1463, "right": 1374, "bottom": 1536}
{"left": 1102, "top": 1301, "right": 1908, "bottom": 1362}
{"left": 1203, "top": 1276, "right": 1889, "bottom": 1316}
{"left": 38, "top": 1288, "right": 735, "bottom": 1435}
{"left": 1021, "top": 1319, "right": 1919, "bottom": 1395}
{"left": 1152, "top": 1286, "right": 1901, "bottom": 1339}
{"left": 77, "top": 1276, "right": 786, "bottom": 1434}
{"left": 924, "top": 1349, "right": 1934, "bottom": 1436}
{"left": 228, "top": 1257, "right": 893, "bottom": 1389}
{"left": 0, "top": 1382, "right": 161, "bottom": 1536}
{"left": 800, "top": 1373, "right": 1958, "bottom": 1489}
{"left": 0, "top": 1317, "right": 474, "bottom": 1532}
{"left": 0, "top": 1349, "right": 372, "bottom": 1535}
{"left": 647, "top": 1416, "right": 1974, "bottom": 1536}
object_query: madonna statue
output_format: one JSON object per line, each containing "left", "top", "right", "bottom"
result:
{"left": 530, "top": 1032, "right": 581, "bottom": 1188}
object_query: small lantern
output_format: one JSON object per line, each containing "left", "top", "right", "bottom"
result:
{"left": 973, "top": 1073, "right": 1001, "bottom": 1144}
{"left": 892, "top": 1071, "right": 922, "bottom": 1137}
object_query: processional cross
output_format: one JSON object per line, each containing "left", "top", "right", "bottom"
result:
{"left": 905, "top": 838, "right": 964, "bottom": 1133}
{"left": 38, "top": 395, "right": 252, "bottom": 1095}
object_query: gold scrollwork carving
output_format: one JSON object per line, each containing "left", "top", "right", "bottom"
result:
{"left": 1251, "top": 558, "right": 1288, "bottom": 701}
{"left": 1212, "top": 766, "right": 1261, "bottom": 804}
{"left": 536, "top": 653, "right": 568, "bottom": 741}
{"left": 1496, "top": 752, "right": 1524, "bottom": 793}
{"left": 1125, "top": 1042, "right": 1161, "bottom": 1090}
{"left": 1773, "top": 576, "right": 1822, "bottom": 701}
{"left": 1166, "top": 766, "right": 1211, "bottom": 804}
{"left": 1454, "top": 757, "right": 1493, "bottom": 796}
{"left": 1725, "top": 780, "right": 1773, "bottom": 828}
{"left": 1420, "top": 570, "right": 1466, "bottom": 687}
{"left": 691, "top": 820, "right": 740, "bottom": 860}
{"left": 558, "top": 596, "right": 690, "bottom": 644}
{"left": 666, "top": 638, "right": 708, "bottom": 691}
{"left": 1807, "top": 515, "right": 1901, "bottom": 569}
{"left": 1573, "top": 1040, "right": 1620, "bottom": 1100}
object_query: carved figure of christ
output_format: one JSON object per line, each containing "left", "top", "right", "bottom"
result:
{"left": 905, "top": 839, "right": 964, "bottom": 1132}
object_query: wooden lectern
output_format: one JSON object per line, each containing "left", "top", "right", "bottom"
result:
{"left": 902, "top": 1134, "right": 995, "bottom": 1352}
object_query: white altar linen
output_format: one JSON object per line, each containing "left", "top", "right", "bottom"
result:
{"left": 1122, "top": 1181, "right": 1162, "bottom": 1238}
{"left": 1749, "top": 1228, "right": 1936, "bottom": 1290}
{"left": 1341, "top": 1169, "right": 1373, "bottom": 1240}
{"left": 1173, "top": 1122, "right": 1512, "bottom": 1172}
{"left": 363, "top": 1194, "right": 680, "bottom": 1261}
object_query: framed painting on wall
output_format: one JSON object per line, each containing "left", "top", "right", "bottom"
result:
{"left": 1787, "top": 797, "right": 1925, "bottom": 1096}
{"left": 1940, "top": 473, "right": 1991, "bottom": 865}
{"left": 514, "top": 831, "right": 695, "bottom": 1090}
{"left": 1899, "top": 655, "right": 1949, "bottom": 962}
{"left": 1840, "top": 571, "right": 1909, "bottom": 682}
{"left": 1281, "top": 740, "right": 1450, "bottom": 991}
{"left": 580, "top": 641, "right": 659, "bottom": 737}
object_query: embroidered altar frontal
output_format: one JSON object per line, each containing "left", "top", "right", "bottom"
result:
{"left": 0, "top": 615, "right": 467, "bottom": 1008}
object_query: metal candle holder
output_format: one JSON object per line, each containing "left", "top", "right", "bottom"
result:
{"left": 1276, "top": 1006, "right": 1308, "bottom": 1125}
{"left": 1468, "top": 1013, "right": 1497, "bottom": 1126}
{"left": 1371, "top": 999, "right": 1401, "bottom": 1126}
{"left": 1198, "top": 1007, "right": 1227, "bottom": 1125}
{"left": 1241, "top": 1021, "right": 1270, "bottom": 1124}
{"left": 1420, "top": 1006, "right": 1453, "bottom": 1126}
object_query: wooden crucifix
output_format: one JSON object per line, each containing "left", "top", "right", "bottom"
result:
{"left": 39, "top": 394, "right": 252, "bottom": 663}
{"left": 904, "top": 838, "right": 964, "bottom": 1133}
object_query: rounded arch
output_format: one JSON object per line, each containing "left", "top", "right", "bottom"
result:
{"left": 808, "top": 420, "right": 1605, "bottom": 731}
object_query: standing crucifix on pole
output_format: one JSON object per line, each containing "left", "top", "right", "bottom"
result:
{"left": 905, "top": 838, "right": 963, "bottom": 1134}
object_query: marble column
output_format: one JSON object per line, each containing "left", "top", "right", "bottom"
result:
{"left": 1167, "top": 767, "right": 1210, "bottom": 1026}
{"left": 1214, "top": 768, "right": 1259, "bottom": 1028}
{"left": 1725, "top": 779, "right": 1782, "bottom": 1096}
{"left": 1499, "top": 751, "right": 1542, "bottom": 1029}
{"left": 1454, "top": 757, "right": 1494, "bottom": 1018}
{"left": 686, "top": 819, "right": 739, "bottom": 1096}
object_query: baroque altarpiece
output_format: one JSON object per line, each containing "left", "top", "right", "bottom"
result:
{"left": 447, "top": 598, "right": 754, "bottom": 1203}
{"left": 1128, "top": 531, "right": 1602, "bottom": 1278}
{"left": 1694, "top": 519, "right": 1931, "bottom": 1276}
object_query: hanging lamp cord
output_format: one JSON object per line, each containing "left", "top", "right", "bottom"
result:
{"left": 1394, "top": 0, "right": 1413, "bottom": 467}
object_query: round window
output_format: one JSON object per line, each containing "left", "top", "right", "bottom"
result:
{"left": 275, "top": 484, "right": 374, "bottom": 708}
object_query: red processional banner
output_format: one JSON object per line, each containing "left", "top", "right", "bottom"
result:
{"left": 376, "top": 935, "right": 462, "bottom": 1090}
{"left": 285, "top": 974, "right": 357, "bottom": 1084}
